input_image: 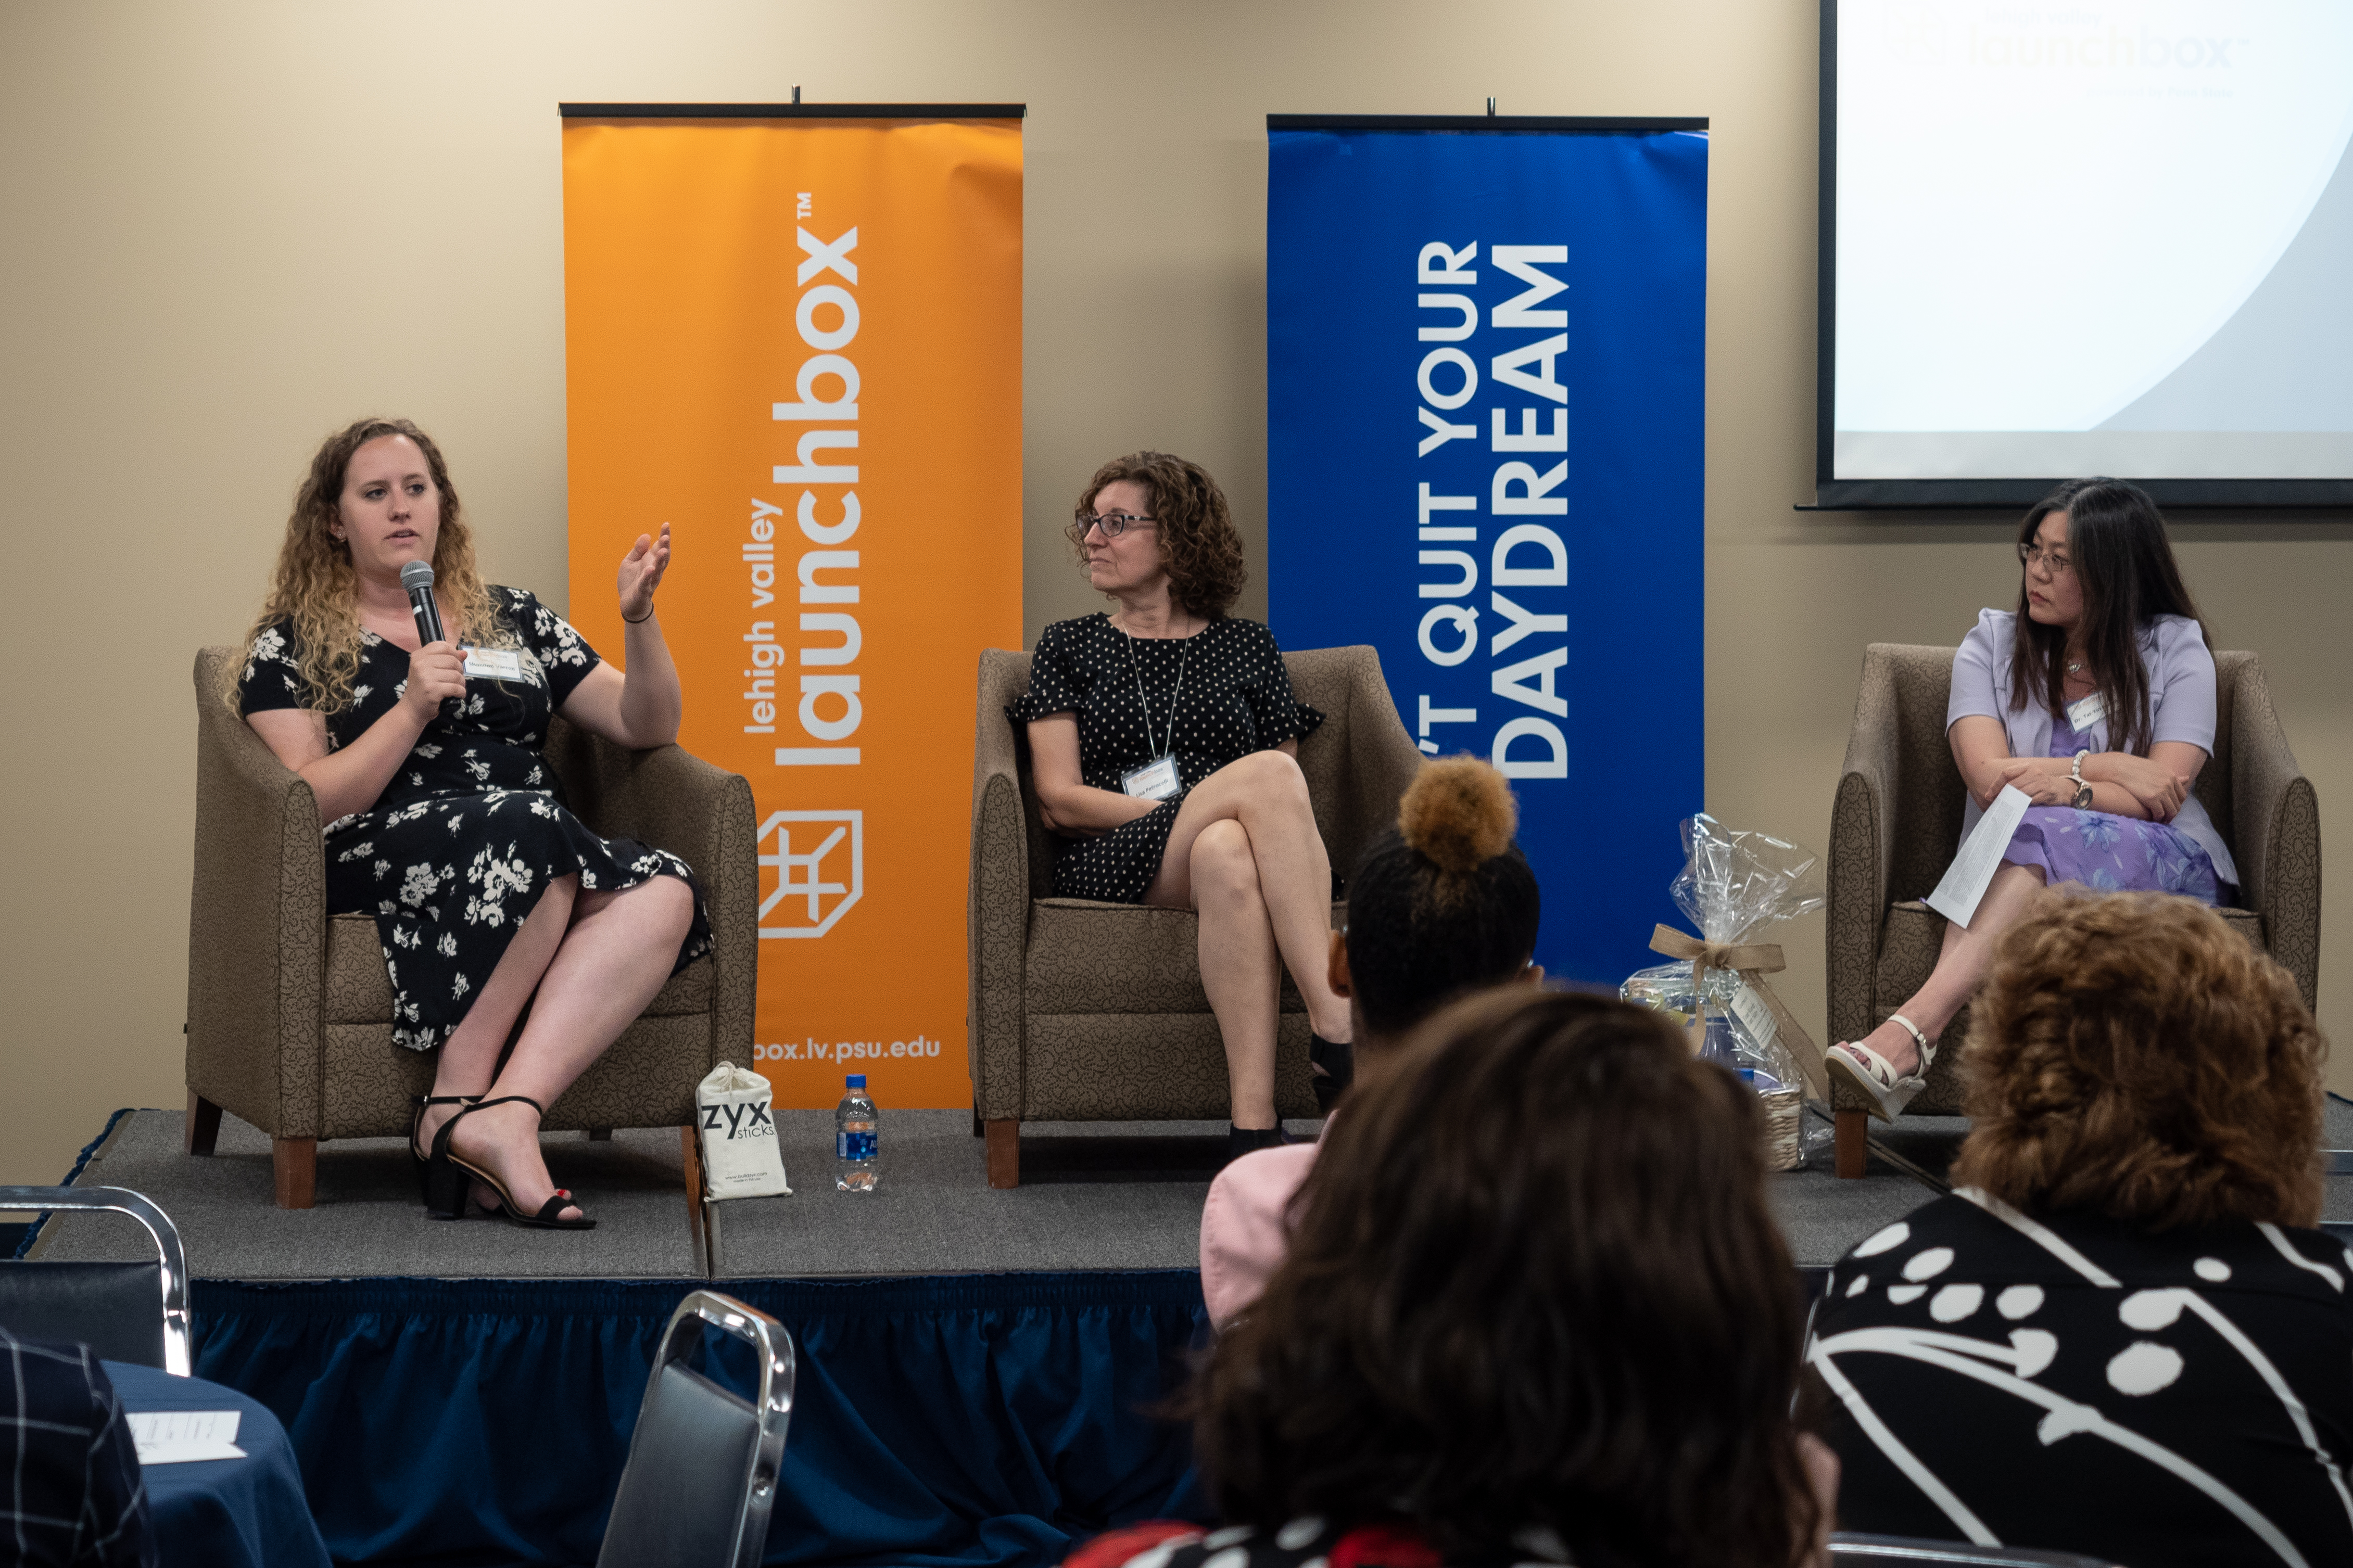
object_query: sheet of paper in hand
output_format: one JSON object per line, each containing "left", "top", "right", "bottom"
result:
{"left": 1925, "top": 784, "right": 2033, "bottom": 928}
{"left": 129, "top": 1409, "right": 246, "bottom": 1464}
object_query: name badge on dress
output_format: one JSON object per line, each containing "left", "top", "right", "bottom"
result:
{"left": 463, "top": 647, "right": 524, "bottom": 680}
{"left": 1121, "top": 754, "right": 1182, "bottom": 801}
{"left": 2065, "top": 691, "right": 2106, "bottom": 732}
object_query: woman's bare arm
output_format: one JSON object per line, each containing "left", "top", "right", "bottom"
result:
{"left": 245, "top": 640, "right": 466, "bottom": 822}
{"left": 1027, "top": 714, "right": 1168, "bottom": 837}
{"left": 2085, "top": 742, "right": 2205, "bottom": 823}
{"left": 1958, "top": 713, "right": 2206, "bottom": 821}
{"left": 1949, "top": 715, "right": 2023, "bottom": 809}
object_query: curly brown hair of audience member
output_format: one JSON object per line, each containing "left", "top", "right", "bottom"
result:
{"left": 1070, "top": 451, "right": 1247, "bottom": 619}
{"left": 1951, "top": 889, "right": 2325, "bottom": 1231}
{"left": 1191, "top": 989, "right": 1821, "bottom": 1568}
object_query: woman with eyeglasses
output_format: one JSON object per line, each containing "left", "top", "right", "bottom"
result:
{"left": 1827, "top": 477, "right": 2232, "bottom": 1120}
{"left": 1006, "top": 452, "right": 1352, "bottom": 1161}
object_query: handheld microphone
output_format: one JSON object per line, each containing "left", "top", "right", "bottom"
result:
{"left": 399, "top": 560, "right": 446, "bottom": 646}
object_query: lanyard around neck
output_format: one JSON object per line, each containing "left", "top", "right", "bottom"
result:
{"left": 1122, "top": 630, "right": 1189, "bottom": 760}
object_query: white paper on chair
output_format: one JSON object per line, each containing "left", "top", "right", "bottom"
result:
{"left": 1924, "top": 784, "right": 2032, "bottom": 929}
{"left": 128, "top": 1409, "right": 246, "bottom": 1464}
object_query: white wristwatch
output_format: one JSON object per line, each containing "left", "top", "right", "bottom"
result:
{"left": 2069, "top": 750, "right": 2093, "bottom": 810}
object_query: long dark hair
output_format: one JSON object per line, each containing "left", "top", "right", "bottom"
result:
{"left": 2009, "top": 477, "right": 2206, "bottom": 757}
{"left": 1346, "top": 757, "right": 1540, "bottom": 1036}
{"left": 1191, "top": 989, "right": 1819, "bottom": 1568}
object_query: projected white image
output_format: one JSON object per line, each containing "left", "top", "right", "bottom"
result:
{"left": 1831, "top": 0, "right": 2353, "bottom": 482}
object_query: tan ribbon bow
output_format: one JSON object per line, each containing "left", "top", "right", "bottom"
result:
{"left": 1647, "top": 924, "right": 1828, "bottom": 1099}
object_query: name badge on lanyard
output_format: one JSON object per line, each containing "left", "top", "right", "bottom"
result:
{"left": 1121, "top": 755, "right": 1182, "bottom": 801}
{"left": 1121, "top": 633, "right": 1190, "bottom": 804}
{"left": 463, "top": 646, "right": 524, "bottom": 680}
{"left": 2065, "top": 691, "right": 2106, "bottom": 734}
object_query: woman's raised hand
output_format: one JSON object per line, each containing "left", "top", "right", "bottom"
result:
{"left": 618, "top": 522, "right": 672, "bottom": 623}
{"left": 400, "top": 641, "right": 467, "bottom": 724}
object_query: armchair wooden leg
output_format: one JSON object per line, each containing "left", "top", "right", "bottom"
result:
{"left": 1835, "top": 1110, "right": 1870, "bottom": 1180}
{"left": 985, "top": 1119, "right": 1020, "bottom": 1188}
{"left": 272, "top": 1138, "right": 317, "bottom": 1209}
{"left": 185, "top": 1091, "right": 222, "bottom": 1157}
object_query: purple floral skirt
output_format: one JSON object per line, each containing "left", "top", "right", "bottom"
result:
{"left": 2004, "top": 806, "right": 2224, "bottom": 905}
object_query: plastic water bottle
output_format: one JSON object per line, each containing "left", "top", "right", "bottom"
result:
{"left": 835, "top": 1074, "right": 878, "bottom": 1192}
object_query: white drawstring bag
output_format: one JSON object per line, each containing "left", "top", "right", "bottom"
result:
{"left": 694, "top": 1061, "right": 791, "bottom": 1199}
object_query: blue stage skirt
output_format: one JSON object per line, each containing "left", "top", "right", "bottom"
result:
{"left": 192, "top": 1271, "right": 1210, "bottom": 1567}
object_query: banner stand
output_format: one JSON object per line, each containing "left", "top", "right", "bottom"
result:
{"left": 562, "top": 102, "right": 1024, "bottom": 1108}
{"left": 1266, "top": 113, "right": 1709, "bottom": 987}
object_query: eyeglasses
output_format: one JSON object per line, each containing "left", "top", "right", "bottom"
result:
{"left": 2018, "top": 543, "right": 2073, "bottom": 577}
{"left": 1069, "top": 511, "right": 1155, "bottom": 541}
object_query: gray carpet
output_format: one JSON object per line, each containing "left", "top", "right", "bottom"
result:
{"left": 48, "top": 1099, "right": 2342, "bottom": 1281}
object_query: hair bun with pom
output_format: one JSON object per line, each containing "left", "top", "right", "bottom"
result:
{"left": 1398, "top": 757, "right": 1518, "bottom": 878}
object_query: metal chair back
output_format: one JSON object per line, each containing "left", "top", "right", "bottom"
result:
{"left": 1831, "top": 1533, "right": 2127, "bottom": 1566}
{"left": 0, "top": 1186, "right": 191, "bottom": 1375}
{"left": 597, "top": 1290, "right": 794, "bottom": 1568}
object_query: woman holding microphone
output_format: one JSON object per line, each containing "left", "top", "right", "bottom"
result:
{"left": 234, "top": 417, "right": 707, "bottom": 1229}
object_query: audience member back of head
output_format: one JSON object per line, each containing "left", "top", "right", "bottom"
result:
{"left": 1810, "top": 888, "right": 2347, "bottom": 1567}
{"left": 1098, "top": 988, "right": 1835, "bottom": 1568}
{"left": 1196, "top": 756, "right": 1540, "bottom": 1327}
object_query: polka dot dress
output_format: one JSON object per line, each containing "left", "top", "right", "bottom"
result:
{"left": 1007, "top": 613, "right": 1323, "bottom": 902}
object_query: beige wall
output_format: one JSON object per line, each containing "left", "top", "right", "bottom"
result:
{"left": 3, "top": 0, "right": 2346, "bottom": 1184}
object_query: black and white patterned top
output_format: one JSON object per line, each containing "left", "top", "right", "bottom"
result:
{"left": 239, "top": 586, "right": 710, "bottom": 1050}
{"left": 1007, "top": 614, "right": 1323, "bottom": 903}
{"left": 1808, "top": 1189, "right": 2353, "bottom": 1567}
{"left": 0, "top": 1329, "right": 155, "bottom": 1567}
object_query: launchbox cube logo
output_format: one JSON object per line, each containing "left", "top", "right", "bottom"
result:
{"left": 757, "top": 809, "right": 862, "bottom": 938}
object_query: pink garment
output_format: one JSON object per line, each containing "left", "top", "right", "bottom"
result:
{"left": 1198, "top": 1140, "right": 1321, "bottom": 1327}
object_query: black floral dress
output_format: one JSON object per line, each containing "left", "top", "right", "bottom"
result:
{"left": 1006, "top": 614, "right": 1322, "bottom": 903}
{"left": 239, "top": 587, "right": 712, "bottom": 1051}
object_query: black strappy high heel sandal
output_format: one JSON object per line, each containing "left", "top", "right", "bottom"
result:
{"left": 425, "top": 1095, "right": 596, "bottom": 1230}
{"left": 410, "top": 1094, "right": 479, "bottom": 1204}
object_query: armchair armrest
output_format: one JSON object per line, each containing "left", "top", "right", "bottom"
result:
{"left": 543, "top": 720, "right": 758, "bottom": 1059}
{"left": 968, "top": 651, "right": 1031, "bottom": 1119}
{"left": 1338, "top": 647, "right": 1424, "bottom": 863}
{"left": 1826, "top": 647, "right": 1903, "bottom": 1046}
{"left": 186, "top": 649, "right": 326, "bottom": 1137}
{"left": 2224, "top": 662, "right": 2321, "bottom": 1011}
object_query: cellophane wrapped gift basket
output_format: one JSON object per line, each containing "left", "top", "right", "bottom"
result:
{"left": 1622, "top": 814, "right": 1828, "bottom": 1170}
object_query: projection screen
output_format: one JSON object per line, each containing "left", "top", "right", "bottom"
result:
{"left": 1819, "top": 0, "right": 2353, "bottom": 507}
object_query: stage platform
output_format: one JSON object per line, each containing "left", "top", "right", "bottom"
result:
{"left": 18, "top": 1101, "right": 2353, "bottom": 1567}
{"left": 24, "top": 1103, "right": 1992, "bottom": 1278}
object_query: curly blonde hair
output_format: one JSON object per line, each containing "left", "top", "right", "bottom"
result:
{"left": 225, "top": 417, "right": 513, "bottom": 715}
{"left": 1069, "top": 451, "right": 1248, "bottom": 619}
{"left": 1951, "top": 889, "right": 2326, "bottom": 1230}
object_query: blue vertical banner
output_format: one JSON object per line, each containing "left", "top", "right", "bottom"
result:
{"left": 1267, "top": 117, "right": 1707, "bottom": 987}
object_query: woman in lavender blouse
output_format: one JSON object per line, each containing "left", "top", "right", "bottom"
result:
{"left": 1827, "top": 477, "right": 2235, "bottom": 1119}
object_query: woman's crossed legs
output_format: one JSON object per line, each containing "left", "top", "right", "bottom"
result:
{"left": 1851, "top": 859, "right": 2050, "bottom": 1076}
{"left": 414, "top": 873, "right": 695, "bottom": 1221}
{"left": 1143, "top": 749, "right": 1352, "bottom": 1130}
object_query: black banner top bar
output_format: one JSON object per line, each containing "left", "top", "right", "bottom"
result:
{"left": 560, "top": 103, "right": 1026, "bottom": 120}
{"left": 1267, "top": 114, "right": 1706, "bottom": 133}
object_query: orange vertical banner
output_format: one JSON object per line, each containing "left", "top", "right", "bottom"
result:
{"left": 562, "top": 106, "right": 1022, "bottom": 1108}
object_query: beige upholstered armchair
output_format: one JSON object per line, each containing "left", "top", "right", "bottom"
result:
{"left": 1826, "top": 643, "right": 2320, "bottom": 1176}
{"left": 184, "top": 647, "right": 758, "bottom": 1219}
{"left": 968, "top": 644, "right": 1424, "bottom": 1187}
